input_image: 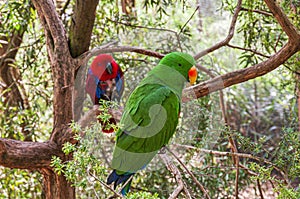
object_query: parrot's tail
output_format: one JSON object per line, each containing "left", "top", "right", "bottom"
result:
{"left": 107, "top": 170, "right": 134, "bottom": 195}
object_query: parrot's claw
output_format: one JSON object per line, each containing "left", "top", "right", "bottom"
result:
{"left": 158, "top": 146, "right": 167, "bottom": 154}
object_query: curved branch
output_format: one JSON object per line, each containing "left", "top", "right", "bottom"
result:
{"left": 32, "top": 0, "right": 69, "bottom": 53}
{"left": 32, "top": 0, "right": 76, "bottom": 139}
{"left": 185, "top": 41, "right": 300, "bottom": 99}
{"left": 193, "top": 0, "right": 242, "bottom": 60}
{"left": 78, "top": 46, "right": 165, "bottom": 69}
{"left": 189, "top": 0, "right": 300, "bottom": 99}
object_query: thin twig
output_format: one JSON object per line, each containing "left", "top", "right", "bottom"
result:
{"left": 238, "top": 163, "right": 258, "bottom": 176}
{"left": 178, "top": 6, "right": 199, "bottom": 35}
{"left": 160, "top": 153, "right": 185, "bottom": 199}
{"left": 257, "top": 179, "right": 264, "bottom": 199}
{"left": 59, "top": 0, "right": 71, "bottom": 16}
{"left": 274, "top": 32, "right": 283, "bottom": 52}
{"left": 174, "top": 144, "right": 287, "bottom": 180}
{"left": 117, "top": 175, "right": 133, "bottom": 195}
{"left": 88, "top": 171, "right": 124, "bottom": 198}
{"left": 166, "top": 147, "right": 211, "bottom": 199}
{"left": 227, "top": 44, "right": 270, "bottom": 58}
{"left": 107, "top": 18, "right": 183, "bottom": 51}
{"left": 78, "top": 46, "right": 164, "bottom": 69}
{"left": 0, "top": 39, "right": 42, "bottom": 60}
{"left": 240, "top": 7, "right": 273, "bottom": 16}
{"left": 86, "top": 169, "right": 100, "bottom": 199}
{"left": 228, "top": 136, "right": 240, "bottom": 199}
{"left": 194, "top": 0, "right": 242, "bottom": 60}
{"left": 174, "top": 144, "right": 273, "bottom": 166}
{"left": 107, "top": 18, "right": 178, "bottom": 35}
{"left": 182, "top": 180, "right": 192, "bottom": 199}
{"left": 195, "top": 63, "right": 216, "bottom": 77}
{"left": 205, "top": 51, "right": 240, "bottom": 199}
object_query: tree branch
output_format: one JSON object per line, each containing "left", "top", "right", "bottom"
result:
{"left": 166, "top": 147, "right": 211, "bottom": 199}
{"left": 88, "top": 171, "right": 124, "bottom": 198}
{"left": 78, "top": 46, "right": 165, "bottom": 68}
{"left": 159, "top": 153, "right": 189, "bottom": 199}
{"left": 240, "top": 7, "right": 272, "bottom": 16}
{"left": 32, "top": 0, "right": 69, "bottom": 54}
{"left": 0, "top": 138, "right": 62, "bottom": 169}
{"left": 227, "top": 44, "right": 270, "bottom": 58}
{"left": 193, "top": 0, "right": 242, "bottom": 60}
{"left": 32, "top": 0, "right": 76, "bottom": 143}
{"left": 69, "top": 0, "right": 99, "bottom": 58}
{"left": 264, "top": 0, "right": 300, "bottom": 41}
{"left": 185, "top": 41, "right": 300, "bottom": 99}
{"left": 174, "top": 144, "right": 286, "bottom": 179}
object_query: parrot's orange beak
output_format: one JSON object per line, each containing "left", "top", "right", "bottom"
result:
{"left": 188, "top": 66, "right": 197, "bottom": 85}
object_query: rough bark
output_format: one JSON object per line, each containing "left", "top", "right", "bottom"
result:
{"left": 69, "top": 0, "right": 99, "bottom": 121}
{"left": 41, "top": 168, "right": 75, "bottom": 199}
{"left": 31, "top": 0, "right": 77, "bottom": 198}
{"left": 185, "top": 41, "right": 300, "bottom": 99}
{"left": 0, "top": 139, "right": 61, "bottom": 169}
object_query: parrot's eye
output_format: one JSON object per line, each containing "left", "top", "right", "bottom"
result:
{"left": 178, "top": 63, "right": 182, "bottom": 67}
{"left": 106, "top": 62, "right": 113, "bottom": 74}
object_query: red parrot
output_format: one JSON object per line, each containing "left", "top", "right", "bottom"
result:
{"left": 86, "top": 54, "right": 124, "bottom": 133}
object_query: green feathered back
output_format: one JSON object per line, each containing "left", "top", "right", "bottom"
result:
{"left": 111, "top": 52, "right": 195, "bottom": 174}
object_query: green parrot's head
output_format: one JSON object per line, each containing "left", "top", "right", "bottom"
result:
{"left": 159, "top": 52, "right": 198, "bottom": 85}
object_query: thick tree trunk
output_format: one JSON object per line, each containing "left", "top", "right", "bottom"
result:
{"left": 41, "top": 168, "right": 75, "bottom": 199}
{"left": 69, "top": 0, "right": 99, "bottom": 121}
{"left": 31, "top": 1, "right": 77, "bottom": 198}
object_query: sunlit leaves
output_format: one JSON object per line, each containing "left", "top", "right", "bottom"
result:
{"left": 51, "top": 123, "right": 111, "bottom": 198}
{"left": 0, "top": 168, "right": 42, "bottom": 198}
{"left": 0, "top": 0, "right": 35, "bottom": 36}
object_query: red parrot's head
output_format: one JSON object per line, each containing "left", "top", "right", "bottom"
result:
{"left": 90, "top": 54, "right": 120, "bottom": 81}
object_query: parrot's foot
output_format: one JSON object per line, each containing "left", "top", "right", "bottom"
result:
{"left": 158, "top": 146, "right": 167, "bottom": 154}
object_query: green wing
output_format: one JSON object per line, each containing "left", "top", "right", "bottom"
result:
{"left": 112, "top": 84, "right": 180, "bottom": 173}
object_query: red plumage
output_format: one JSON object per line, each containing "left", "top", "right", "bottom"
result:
{"left": 90, "top": 54, "right": 120, "bottom": 81}
{"left": 85, "top": 54, "right": 124, "bottom": 134}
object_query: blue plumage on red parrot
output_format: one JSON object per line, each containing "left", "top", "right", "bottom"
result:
{"left": 86, "top": 54, "right": 124, "bottom": 103}
{"left": 86, "top": 54, "right": 124, "bottom": 133}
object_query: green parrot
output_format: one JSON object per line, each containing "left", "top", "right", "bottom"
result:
{"left": 107, "top": 52, "right": 197, "bottom": 195}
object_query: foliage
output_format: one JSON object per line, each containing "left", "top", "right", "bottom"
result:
{"left": 0, "top": 0, "right": 34, "bottom": 36}
{"left": 0, "top": 168, "right": 42, "bottom": 198}
{"left": 0, "top": 1, "right": 51, "bottom": 198}
{"left": 126, "top": 191, "right": 160, "bottom": 199}
{"left": 50, "top": 119, "right": 117, "bottom": 198}
{"left": 0, "top": 0, "right": 51, "bottom": 141}
{"left": 245, "top": 128, "right": 300, "bottom": 199}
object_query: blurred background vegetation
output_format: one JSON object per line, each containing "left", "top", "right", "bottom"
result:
{"left": 0, "top": 0, "right": 299, "bottom": 198}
